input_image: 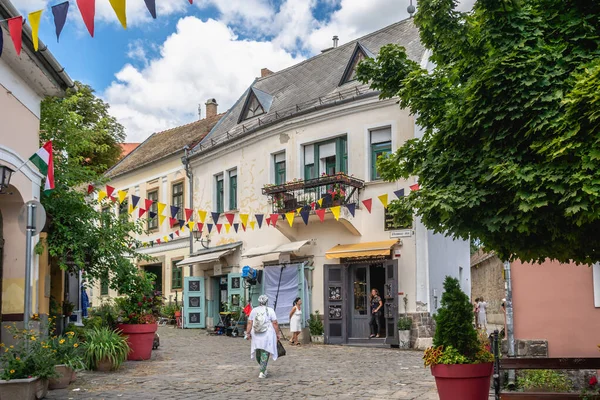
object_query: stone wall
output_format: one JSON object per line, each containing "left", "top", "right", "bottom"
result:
{"left": 408, "top": 312, "right": 435, "bottom": 350}
{"left": 471, "top": 253, "right": 505, "bottom": 325}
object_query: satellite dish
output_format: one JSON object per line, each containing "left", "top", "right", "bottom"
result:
{"left": 18, "top": 200, "right": 46, "bottom": 236}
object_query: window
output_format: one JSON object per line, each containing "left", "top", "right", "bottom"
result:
{"left": 172, "top": 182, "right": 184, "bottom": 220}
{"left": 172, "top": 261, "right": 182, "bottom": 290}
{"left": 304, "top": 145, "right": 315, "bottom": 180}
{"left": 370, "top": 127, "right": 392, "bottom": 180}
{"left": 100, "top": 276, "right": 109, "bottom": 296}
{"left": 274, "top": 153, "right": 286, "bottom": 185}
{"left": 303, "top": 136, "right": 348, "bottom": 177}
{"left": 229, "top": 169, "right": 238, "bottom": 210}
{"left": 147, "top": 190, "right": 158, "bottom": 230}
{"left": 339, "top": 43, "right": 371, "bottom": 86}
{"left": 215, "top": 174, "right": 224, "bottom": 213}
{"left": 240, "top": 92, "right": 265, "bottom": 121}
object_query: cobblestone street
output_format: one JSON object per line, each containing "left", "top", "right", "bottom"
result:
{"left": 47, "top": 326, "right": 438, "bottom": 399}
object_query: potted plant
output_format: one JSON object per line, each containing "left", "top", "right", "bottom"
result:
{"left": 81, "top": 327, "right": 130, "bottom": 371}
{"left": 423, "top": 277, "right": 494, "bottom": 400}
{"left": 48, "top": 330, "right": 84, "bottom": 390}
{"left": 0, "top": 323, "right": 57, "bottom": 399}
{"left": 309, "top": 311, "right": 324, "bottom": 343}
{"left": 62, "top": 301, "right": 75, "bottom": 317}
{"left": 398, "top": 295, "right": 412, "bottom": 349}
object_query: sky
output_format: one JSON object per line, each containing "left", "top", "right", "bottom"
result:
{"left": 16, "top": 0, "right": 474, "bottom": 142}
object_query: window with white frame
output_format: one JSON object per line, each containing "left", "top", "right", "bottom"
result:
{"left": 303, "top": 136, "right": 347, "bottom": 178}
{"left": 273, "top": 152, "right": 286, "bottom": 185}
{"left": 215, "top": 173, "right": 224, "bottom": 213}
{"left": 229, "top": 169, "right": 238, "bottom": 210}
{"left": 370, "top": 127, "right": 392, "bottom": 180}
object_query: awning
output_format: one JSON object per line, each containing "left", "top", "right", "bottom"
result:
{"left": 243, "top": 240, "right": 311, "bottom": 258}
{"left": 176, "top": 249, "right": 233, "bottom": 266}
{"left": 325, "top": 240, "right": 398, "bottom": 259}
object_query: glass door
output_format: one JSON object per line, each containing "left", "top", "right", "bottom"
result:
{"left": 350, "top": 266, "right": 370, "bottom": 338}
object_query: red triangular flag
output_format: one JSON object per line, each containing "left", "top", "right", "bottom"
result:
{"left": 311, "top": 202, "right": 316, "bottom": 210}
{"left": 175, "top": 230, "right": 180, "bottom": 237}
{"left": 156, "top": 238, "right": 161, "bottom": 245}
{"left": 185, "top": 208, "right": 193, "bottom": 221}
{"left": 110, "top": 196, "right": 118, "bottom": 203}
{"left": 7, "top": 17, "right": 23, "bottom": 56}
{"left": 144, "top": 199, "right": 153, "bottom": 211}
{"left": 315, "top": 209, "right": 326, "bottom": 222}
{"left": 225, "top": 213, "right": 235, "bottom": 225}
{"left": 362, "top": 198, "right": 373, "bottom": 213}
{"left": 188, "top": 0, "right": 193, "bottom": 4}
{"left": 87, "top": 184, "right": 94, "bottom": 194}
{"left": 410, "top": 183, "right": 420, "bottom": 191}
{"left": 216, "top": 223, "right": 222, "bottom": 234}
{"left": 266, "top": 217, "right": 271, "bottom": 226}
{"left": 242, "top": 223, "right": 246, "bottom": 232}
{"left": 106, "top": 185, "right": 115, "bottom": 197}
{"left": 270, "top": 214, "right": 279, "bottom": 227}
{"left": 197, "top": 222, "right": 204, "bottom": 232}
{"left": 169, "top": 217, "right": 178, "bottom": 227}
{"left": 77, "top": 0, "right": 95, "bottom": 37}
{"left": 139, "top": 208, "right": 147, "bottom": 218}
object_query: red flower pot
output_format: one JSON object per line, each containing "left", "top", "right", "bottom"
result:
{"left": 117, "top": 323, "right": 158, "bottom": 361}
{"left": 431, "top": 362, "right": 493, "bottom": 400}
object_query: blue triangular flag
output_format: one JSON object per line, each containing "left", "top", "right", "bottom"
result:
{"left": 346, "top": 203, "right": 356, "bottom": 217}
{"left": 233, "top": 223, "right": 239, "bottom": 233}
{"left": 51, "top": 2, "right": 69, "bottom": 42}
{"left": 169, "top": 233, "right": 174, "bottom": 240}
{"left": 207, "top": 223, "right": 213, "bottom": 233}
{"left": 281, "top": 213, "right": 285, "bottom": 220}
{"left": 394, "top": 189, "right": 405, "bottom": 199}
{"left": 255, "top": 214, "right": 264, "bottom": 228}
{"left": 211, "top": 212, "right": 220, "bottom": 223}
{"left": 149, "top": 211, "right": 157, "bottom": 219}
{"left": 178, "top": 219, "right": 185, "bottom": 229}
{"left": 143, "top": 0, "right": 157, "bottom": 19}
{"left": 300, "top": 210, "right": 310, "bottom": 225}
{"left": 149, "top": 241, "right": 154, "bottom": 247}
{"left": 170, "top": 206, "right": 180, "bottom": 219}
{"left": 131, "top": 195, "right": 140, "bottom": 208}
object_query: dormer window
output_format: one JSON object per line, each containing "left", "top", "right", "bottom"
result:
{"left": 339, "top": 42, "right": 374, "bottom": 86}
{"left": 238, "top": 87, "right": 273, "bottom": 123}
{"left": 246, "top": 94, "right": 265, "bottom": 118}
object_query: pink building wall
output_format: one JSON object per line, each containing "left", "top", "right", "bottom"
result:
{"left": 512, "top": 259, "right": 600, "bottom": 357}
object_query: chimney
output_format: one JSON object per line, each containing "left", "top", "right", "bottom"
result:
{"left": 261, "top": 68, "right": 274, "bottom": 78}
{"left": 198, "top": 104, "right": 202, "bottom": 120}
{"left": 333, "top": 35, "right": 339, "bottom": 48}
{"left": 205, "top": 98, "right": 218, "bottom": 118}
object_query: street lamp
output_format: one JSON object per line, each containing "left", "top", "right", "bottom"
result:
{"left": 407, "top": 0, "right": 416, "bottom": 17}
{"left": 181, "top": 146, "right": 194, "bottom": 255}
{"left": 192, "top": 229, "right": 211, "bottom": 249}
{"left": 0, "top": 164, "right": 14, "bottom": 193}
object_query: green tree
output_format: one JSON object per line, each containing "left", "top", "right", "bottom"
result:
{"left": 39, "top": 82, "right": 148, "bottom": 286}
{"left": 357, "top": 0, "right": 600, "bottom": 264}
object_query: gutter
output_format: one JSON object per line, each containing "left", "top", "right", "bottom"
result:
{"left": 0, "top": 0, "right": 74, "bottom": 92}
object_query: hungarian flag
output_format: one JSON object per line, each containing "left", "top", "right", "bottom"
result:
{"left": 29, "top": 141, "right": 54, "bottom": 192}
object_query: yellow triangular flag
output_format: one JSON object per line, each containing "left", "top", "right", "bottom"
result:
{"left": 128, "top": 203, "right": 134, "bottom": 214}
{"left": 296, "top": 207, "right": 302, "bottom": 215}
{"left": 98, "top": 190, "right": 107, "bottom": 202}
{"left": 317, "top": 198, "right": 324, "bottom": 207}
{"left": 198, "top": 210, "right": 207, "bottom": 223}
{"left": 28, "top": 10, "right": 43, "bottom": 51}
{"left": 159, "top": 215, "right": 167, "bottom": 225}
{"left": 225, "top": 223, "right": 231, "bottom": 233}
{"left": 181, "top": 226, "right": 186, "bottom": 233}
{"left": 188, "top": 221, "right": 195, "bottom": 231}
{"left": 250, "top": 221, "right": 256, "bottom": 230}
{"left": 117, "top": 190, "right": 127, "bottom": 204}
{"left": 285, "top": 212, "right": 295, "bottom": 227}
{"left": 163, "top": 236, "right": 169, "bottom": 243}
{"left": 378, "top": 194, "right": 389, "bottom": 208}
{"left": 331, "top": 206, "right": 341, "bottom": 220}
{"left": 109, "top": 0, "right": 127, "bottom": 29}
{"left": 157, "top": 203, "right": 166, "bottom": 215}
{"left": 239, "top": 214, "right": 249, "bottom": 226}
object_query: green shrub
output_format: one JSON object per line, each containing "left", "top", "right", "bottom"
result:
{"left": 89, "top": 301, "right": 119, "bottom": 330}
{"left": 66, "top": 323, "right": 87, "bottom": 342}
{"left": 81, "top": 327, "right": 130, "bottom": 371}
{"left": 309, "top": 311, "right": 324, "bottom": 336}
{"left": 518, "top": 370, "right": 572, "bottom": 392}
{"left": 398, "top": 317, "right": 412, "bottom": 331}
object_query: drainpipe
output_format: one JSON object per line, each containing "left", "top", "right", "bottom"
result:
{"left": 182, "top": 146, "right": 193, "bottom": 256}
{"left": 503, "top": 260, "right": 516, "bottom": 388}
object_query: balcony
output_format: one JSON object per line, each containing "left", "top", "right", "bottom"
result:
{"left": 262, "top": 173, "right": 365, "bottom": 214}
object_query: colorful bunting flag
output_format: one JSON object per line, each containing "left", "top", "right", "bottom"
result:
{"left": 77, "top": 0, "right": 95, "bottom": 37}
{"left": 410, "top": 183, "right": 420, "bottom": 191}
{"left": 128, "top": 203, "right": 134, "bottom": 214}
{"left": 250, "top": 221, "right": 256, "bottom": 230}
{"left": 378, "top": 194, "right": 389, "bottom": 208}
{"left": 224, "top": 224, "right": 231, "bottom": 233}
{"left": 317, "top": 198, "right": 324, "bottom": 207}
{"left": 149, "top": 211, "right": 157, "bottom": 219}
{"left": 87, "top": 184, "right": 94, "bottom": 194}
{"left": 143, "top": 0, "right": 157, "bottom": 19}
{"left": 110, "top": 196, "right": 118, "bottom": 203}
{"left": 394, "top": 189, "right": 405, "bottom": 199}
{"left": 233, "top": 223, "right": 239, "bottom": 233}
{"left": 8, "top": 17, "right": 23, "bottom": 56}
{"left": 117, "top": 190, "right": 127, "bottom": 203}
{"left": 300, "top": 210, "right": 310, "bottom": 225}
{"left": 131, "top": 195, "right": 140, "bottom": 208}
{"left": 239, "top": 214, "right": 249, "bottom": 227}
{"left": 285, "top": 212, "right": 295, "bottom": 227}
{"left": 196, "top": 222, "right": 203, "bottom": 232}
{"left": 331, "top": 206, "right": 341, "bottom": 221}
{"left": 185, "top": 208, "right": 193, "bottom": 221}
{"left": 163, "top": 236, "right": 169, "bottom": 243}
{"left": 109, "top": 0, "right": 127, "bottom": 29}
{"left": 346, "top": 203, "right": 356, "bottom": 217}
{"left": 175, "top": 230, "right": 180, "bottom": 237}
{"left": 311, "top": 202, "right": 316, "bottom": 210}
{"left": 270, "top": 214, "right": 279, "bottom": 227}
{"left": 156, "top": 239, "right": 161, "bottom": 245}
{"left": 169, "top": 217, "right": 178, "bottom": 227}
{"left": 296, "top": 207, "right": 302, "bottom": 215}
{"left": 188, "top": 221, "right": 195, "bottom": 231}
{"left": 216, "top": 223, "right": 222, "bottom": 234}
{"left": 207, "top": 223, "right": 213, "bottom": 233}
{"left": 157, "top": 202, "right": 166, "bottom": 215}
{"left": 198, "top": 210, "right": 207, "bottom": 223}
{"left": 139, "top": 208, "right": 147, "bottom": 218}
{"left": 145, "top": 199, "right": 154, "bottom": 211}
{"left": 28, "top": 10, "right": 43, "bottom": 51}
{"left": 178, "top": 219, "right": 185, "bottom": 229}
{"left": 211, "top": 212, "right": 220, "bottom": 223}
{"left": 265, "top": 218, "right": 271, "bottom": 226}
{"left": 362, "top": 198, "right": 372, "bottom": 213}
{"left": 315, "top": 209, "right": 326, "bottom": 222}
{"left": 181, "top": 226, "right": 185, "bottom": 233}
{"left": 105, "top": 185, "right": 115, "bottom": 198}
{"left": 169, "top": 233, "right": 174, "bottom": 240}
{"left": 159, "top": 215, "right": 166, "bottom": 225}
{"left": 170, "top": 206, "right": 179, "bottom": 219}
{"left": 51, "top": 2, "right": 69, "bottom": 42}
{"left": 241, "top": 223, "right": 246, "bottom": 232}
{"left": 98, "top": 190, "right": 107, "bottom": 202}
{"left": 225, "top": 213, "right": 235, "bottom": 225}
{"left": 255, "top": 214, "right": 264, "bottom": 229}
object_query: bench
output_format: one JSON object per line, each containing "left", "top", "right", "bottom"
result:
{"left": 491, "top": 331, "right": 600, "bottom": 399}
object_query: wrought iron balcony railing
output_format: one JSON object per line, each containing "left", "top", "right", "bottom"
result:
{"left": 262, "top": 173, "right": 365, "bottom": 214}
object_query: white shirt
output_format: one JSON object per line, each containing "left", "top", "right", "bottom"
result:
{"left": 248, "top": 306, "right": 279, "bottom": 360}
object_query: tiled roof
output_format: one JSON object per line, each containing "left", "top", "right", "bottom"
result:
{"left": 106, "top": 113, "right": 223, "bottom": 179}
{"left": 196, "top": 18, "right": 425, "bottom": 153}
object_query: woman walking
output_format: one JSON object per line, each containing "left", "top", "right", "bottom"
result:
{"left": 369, "top": 288, "right": 383, "bottom": 338}
{"left": 477, "top": 297, "right": 488, "bottom": 332}
{"left": 289, "top": 297, "right": 302, "bottom": 345}
{"left": 246, "top": 295, "right": 280, "bottom": 379}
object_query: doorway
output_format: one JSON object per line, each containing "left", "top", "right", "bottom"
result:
{"left": 144, "top": 264, "right": 163, "bottom": 293}
{"left": 348, "top": 263, "right": 387, "bottom": 339}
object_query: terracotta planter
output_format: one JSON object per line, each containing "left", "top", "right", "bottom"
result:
{"left": 96, "top": 358, "right": 113, "bottom": 372}
{"left": 0, "top": 376, "right": 47, "bottom": 400}
{"left": 70, "top": 369, "right": 77, "bottom": 383}
{"left": 117, "top": 323, "right": 158, "bottom": 361}
{"left": 49, "top": 364, "right": 73, "bottom": 390}
{"left": 431, "top": 362, "right": 493, "bottom": 400}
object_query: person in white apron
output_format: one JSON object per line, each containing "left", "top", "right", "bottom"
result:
{"left": 246, "top": 295, "right": 281, "bottom": 378}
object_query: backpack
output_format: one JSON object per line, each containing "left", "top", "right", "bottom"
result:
{"left": 253, "top": 307, "right": 269, "bottom": 333}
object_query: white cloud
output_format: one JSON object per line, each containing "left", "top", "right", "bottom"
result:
{"left": 103, "top": 17, "right": 303, "bottom": 141}
{"left": 194, "top": 0, "right": 275, "bottom": 34}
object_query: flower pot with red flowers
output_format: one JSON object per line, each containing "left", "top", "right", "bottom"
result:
{"left": 423, "top": 277, "right": 494, "bottom": 400}
{"left": 114, "top": 268, "right": 164, "bottom": 361}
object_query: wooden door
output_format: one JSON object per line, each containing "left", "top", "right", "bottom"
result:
{"left": 324, "top": 264, "right": 346, "bottom": 344}
{"left": 184, "top": 277, "right": 205, "bottom": 328}
{"left": 384, "top": 260, "right": 399, "bottom": 345}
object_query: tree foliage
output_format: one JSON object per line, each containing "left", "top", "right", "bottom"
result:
{"left": 40, "top": 82, "right": 148, "bottom": 284}
{"left": 357, "top": 0, "right": 600, "bottom": 264}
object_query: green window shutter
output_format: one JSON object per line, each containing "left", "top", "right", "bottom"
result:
{"left": 229, "top": 171, "right": 237, "bottom": 210}
{"left": 100, "top": 277, "right": 109, "bottom": 295}
{"left": 172, "top": 262, "right": 182, "bottom": 290}
{"left": 336, "top": 137, "right": 348, "bottom": 174}
{"left": 371, "top": 141, "right": 392, "bottom": 180}
{"left": 216, "top": 176, "right": 224, "bottom": 213}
